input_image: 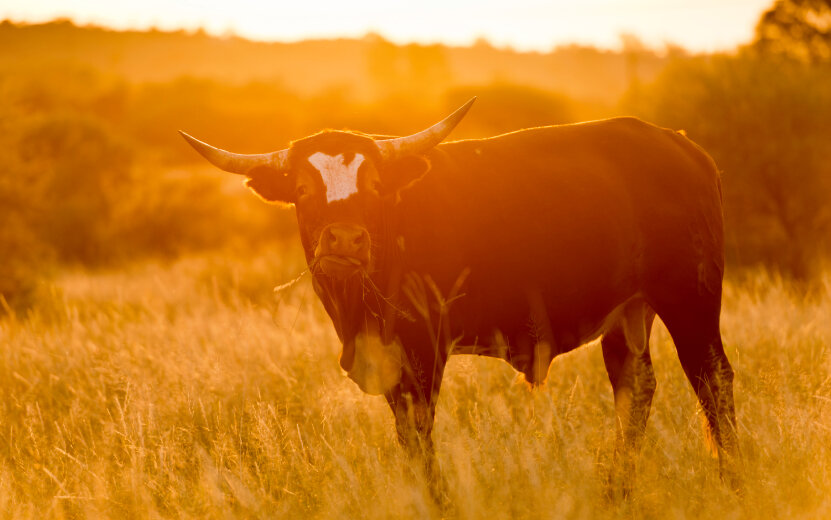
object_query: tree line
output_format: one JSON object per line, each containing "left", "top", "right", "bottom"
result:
{"left": 1, "top": 0, "right": 829, "bottom": 313}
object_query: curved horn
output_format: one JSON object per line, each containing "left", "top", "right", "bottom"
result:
{"left": 178, "top": 131, "right": 289, "bottom": 174}
{"left": 376, "top": 97, "right": 476, "bottom": 160}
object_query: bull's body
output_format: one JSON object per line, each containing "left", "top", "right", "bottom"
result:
{"left": 386, "top": 118, "right": 722, "bottom": 376}
{"left": 182, "top": 104, "right": 740, "bottom": 498}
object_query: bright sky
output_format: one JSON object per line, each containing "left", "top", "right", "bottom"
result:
{"left": 1, "top": 0, "right": 773, "bottom": 52}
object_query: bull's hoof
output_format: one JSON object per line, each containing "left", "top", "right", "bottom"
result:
{"left": 603, "top": 470, "right": 634, "bottom": 505}
{"left": 720, "top": 460, "right": 744, "bottom": 497}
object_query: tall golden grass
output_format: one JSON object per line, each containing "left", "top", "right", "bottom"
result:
{"left": 0, "top": 245, "right": 828, "bottom": 518}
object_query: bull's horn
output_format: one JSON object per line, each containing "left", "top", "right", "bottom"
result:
{"left": 178, "top": 131, "right": 289, "bottom": 174}
{"left": 376, "top": 97, "right": 476, "bottom": 160}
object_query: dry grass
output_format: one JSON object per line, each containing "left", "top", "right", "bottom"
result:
{"left": 1, "top": 246, "right": 829, "bottom": 519}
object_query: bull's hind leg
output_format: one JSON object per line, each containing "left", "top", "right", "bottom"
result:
{"left": 601, "top": 298, "right": 657, "bottom": 498}
{"left": 654, "top": 298, "right": 742, "bottom": 492}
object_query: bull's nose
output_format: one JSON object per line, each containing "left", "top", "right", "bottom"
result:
{"left": 321, "top": 224, "right": 370, "bottom": 257}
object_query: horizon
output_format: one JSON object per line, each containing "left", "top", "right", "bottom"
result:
{"left": 2, "top": 0, "right": 773, "bottom": 53}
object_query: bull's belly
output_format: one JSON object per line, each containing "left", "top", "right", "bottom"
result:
{"left": 450, "top": 292, "right": 644, "bottom": 384}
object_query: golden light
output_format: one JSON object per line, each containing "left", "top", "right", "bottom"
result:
{"left": 4, "top": 0, "right": 773, "bottom": 51}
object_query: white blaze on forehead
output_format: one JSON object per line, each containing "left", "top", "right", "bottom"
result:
{"left": 307, "top": 152, "right": 365, "bottom": 203}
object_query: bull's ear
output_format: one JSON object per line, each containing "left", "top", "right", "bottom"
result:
{"left": 379, "top": 155, "right": 431, "bottom": 195}
{"left": 244, "top": 165, "right": 295, "bottom": 205}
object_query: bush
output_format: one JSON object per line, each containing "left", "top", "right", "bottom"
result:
{"left": 0, "top": 141, "right": 53, "bottom": 315}
{"left": 17, "top": 112, "right": 133, "bottom": 264}
{"left": 0, "top": 93, "right": 295, "bottom": 305}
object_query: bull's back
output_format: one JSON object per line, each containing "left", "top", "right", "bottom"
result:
{"left": 398, "top": 117, "right": 723, "bottom": 345}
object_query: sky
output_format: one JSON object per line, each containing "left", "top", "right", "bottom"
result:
{"left": 1, "top": 0, "right": 774, "bottom": 52}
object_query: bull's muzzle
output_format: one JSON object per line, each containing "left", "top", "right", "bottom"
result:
{"left": 315, "top": 223, "right": 370, "bottom": 278}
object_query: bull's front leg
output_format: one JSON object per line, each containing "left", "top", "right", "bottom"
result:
{"left": 386, "top": 388, "right": 438, "bottom": 477}
{"left": 384, "top": 349, "right": 447, "bottom": 502}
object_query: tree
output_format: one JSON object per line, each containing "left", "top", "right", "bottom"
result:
{"left": 755, "top": 0, "right": 831, "bottom": 62}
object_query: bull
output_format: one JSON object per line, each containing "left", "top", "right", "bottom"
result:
{"left": 180, "top": 98, "right": 740, "bottom": 496}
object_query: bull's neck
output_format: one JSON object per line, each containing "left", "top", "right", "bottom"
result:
{"left": 372, "top": 199, "right": 407, "bottom": 343}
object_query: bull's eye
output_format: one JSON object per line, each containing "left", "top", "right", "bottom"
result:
{"left": 296, "top": 185, "right": 309, "bottom": 198}
{"left": 372, "top": 180, "right": 382, "bottom": 193}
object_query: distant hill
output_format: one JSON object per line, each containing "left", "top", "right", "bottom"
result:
{"left": 0, "top": 19, "right": 670, "bottom": 105}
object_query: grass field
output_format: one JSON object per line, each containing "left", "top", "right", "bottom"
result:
{"left": 1, "top": 246, "right": 829, "bottom": 519}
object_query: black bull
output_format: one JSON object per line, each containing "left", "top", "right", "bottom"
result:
{"left": 181, "top": 99, "right": 740, "bottom": 493}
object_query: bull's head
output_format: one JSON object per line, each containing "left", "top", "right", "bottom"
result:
{"left": 180, "top": 99, "right": 474, "bottom": 394}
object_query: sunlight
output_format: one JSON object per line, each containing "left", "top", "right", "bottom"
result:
{"left": 3, "top": 0, "right": 773, "bottom": 51}
{"left": 2, "top": 0, "right": 831, "bottom": 516}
